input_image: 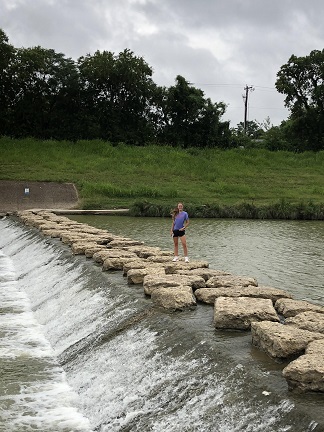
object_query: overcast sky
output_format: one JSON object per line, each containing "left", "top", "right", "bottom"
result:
{"left": 2, "top": 0, "right": 324, "bottom": 128}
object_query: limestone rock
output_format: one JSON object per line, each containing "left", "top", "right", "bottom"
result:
{"left": 146, "top": 255, "right": 178, "bottom": 263}
{"left": 214, "top": 297, "right": 279, "bottom": 330}
{"left": 146, "top": 256, "right": 209, "bottom": 268}
{"left": 275, "top": 298, "right": 324, "bottom": 318}
{"left": 84, "top": 245, "right": 107, "bottom": 258}
{"left": 163, "top": 261, "right": 210, "bottom": 273}
{"left": 206, "top": 275, "right": 258, "bottom": 289}
{"left": 108, "top": 239, "right": 144, "bottom": 247}
{"left": 71, "top": 241, "right": 101, "bottom": 255}
{"left": 41, "top": 228, "right": 71, "bottom": 238}
{"left": 151, "top": 286, "right": 197, "bottom": 310}
{"left": 72, "top": 233, "right": 113, "bottom": 244}
{"left": 24, "top": 216, "right": 49, "bottom": 228}
{"left": 143, "top": 274, "right": 206, "bottom": 296}
{"left": 251, "top": 321, "right": 324, "bottom": 359}
{"left": 285, "top": 311, "right": 324, "bottom": 334}
{"left": 121, "top": 245, "right": 164, "bottom": 258}
{"left": 122, "top": 259, "right": 149, "bottom": 275}
{"left": 174, "top": 268, "right": 231, "bottom": 281}
{"left": 306, "top": 339, "right": 324, "bottom": 355}
{"left": 282, "top": 340, "right": 324, "bottom": 392}
{"left": 92, "top": 249, "right": 137, "bottom": 264}
{"left": 102, "top": 256, "right": 141, "bottom": 271}
{"left": 195, "top": 285, "right": 293, "bottom": 305}
{"left": 73, "top": 227, "right": 113, "bottom": 237}
{"left": 127, "top": 267, "right": 166, "bottom": 284}
{"left": 61, "top": 233, "right": 101, "bottom": 245}
{"left": 38, "top": 222, "right": 61, "bottom": 231}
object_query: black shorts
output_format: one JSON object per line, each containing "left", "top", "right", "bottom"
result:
{"left": 173, "top": 229, "right": 185, "bottom": 237}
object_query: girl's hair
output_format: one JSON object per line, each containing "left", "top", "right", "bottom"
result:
{"left": 170, "top": 202, "right": 183, "bottom": 218}
{"left": 170, "top": 207, "right": 179, "bottom": 218}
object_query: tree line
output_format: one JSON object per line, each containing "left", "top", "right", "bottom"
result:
{"left": 1, "top": 29, "right": 324, "bottom": 151}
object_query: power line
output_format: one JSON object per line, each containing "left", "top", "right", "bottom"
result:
{"left": 192, "top": 83, "right": 277, "bottom": 91}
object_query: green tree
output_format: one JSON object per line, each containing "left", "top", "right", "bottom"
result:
{"left": 235, "top": 120, "right": 265, "bottom": 139}
{"left": 0, "top": 29, "right": 16, "bottom": 135}
{"left": 158, "top": 75, "right": 229, "bottom": 147}
{"left": 263, "top": 121, "right": 293, "bottom": 151}
{"left": 276, "top": 50, "right": 324, "bottom": 151}
{"left": 7, "top": 45, "right": 80, "bottom": 139}
{"left": 78, "top": 49, "right": 157, "bottom": 143}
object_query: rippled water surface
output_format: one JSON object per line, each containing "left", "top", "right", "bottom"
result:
{"left": 70, "top": 215, "right": 324, "bottom": 305}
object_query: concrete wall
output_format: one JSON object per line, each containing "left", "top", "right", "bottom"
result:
{"left": 0, "top": 181, "right": 79, "bottom": 213}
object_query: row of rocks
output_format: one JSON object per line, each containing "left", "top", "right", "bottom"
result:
{"left": 14, "top": 209, "right": 324, "bottom": 393}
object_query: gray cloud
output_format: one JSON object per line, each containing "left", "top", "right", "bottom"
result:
{"left": 2, "top": 0, "right": 324, "bottom": 127}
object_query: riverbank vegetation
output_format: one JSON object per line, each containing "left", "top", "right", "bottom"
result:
{"left": 1, "top": 137, "right": 323, "bottom": 219}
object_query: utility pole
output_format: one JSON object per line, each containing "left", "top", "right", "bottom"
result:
{"left": 243, "top": 85, "right": 254, "bottom": 133}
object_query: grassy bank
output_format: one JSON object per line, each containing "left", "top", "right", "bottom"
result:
{"left": 0, "top": 137, "right": 323, "bottom": 218}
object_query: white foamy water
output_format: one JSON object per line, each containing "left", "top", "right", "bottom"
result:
{"left": 0, "top": 246, "right": 92, "bottom": 432}
{"left": 66, "top": 326, "right": 298, "bottom": 432}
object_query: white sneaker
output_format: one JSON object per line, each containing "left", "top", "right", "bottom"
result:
{"left": 172, "top": 256, "right": 179, "bottom": 262}
{"left": 185, "top": 257, "right": 189, "bottom": 263}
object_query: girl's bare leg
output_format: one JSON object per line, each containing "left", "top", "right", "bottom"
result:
{"left": 173, "top": 236, "right": 179, "bottom": 256}
{"left": 180, "top": 235, "right": 188, "bottom": 256}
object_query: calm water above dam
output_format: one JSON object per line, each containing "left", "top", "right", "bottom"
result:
{"left": 70, "top": 215, "right": 324, "bottom": 305}
{"left": 0, "top": 215, "right": 323, "bottom": 431}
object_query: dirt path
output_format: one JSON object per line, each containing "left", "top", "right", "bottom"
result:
{"left": 0, "top": 181, "right": 79, "bottom": 213}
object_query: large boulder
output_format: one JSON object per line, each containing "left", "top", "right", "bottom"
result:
{"left": 206, "top": 275, "right": 258, "bottom": 288}
{"left": 72, "top": 226, "right": 113, "bottom": 236}
{"left": 174, "top": 268, "right": 231, "bottom": 281}
{"left": 41, "top": 228, "right": 71, "bottom": 238}
{"left": 282, "top": 339, "right": 324, "bottom": 392}
{"left": 84, "top": 245, "right": 107, "bottom": 258}
{"left": 71, "top": 241, "right": 103, "bottom": 255}
{"left": 285, "top": 311, "right": 324, "bottom": 334}
{"left": 164, "top": 261, "right": 210, "bottom": 273}
{"left": 21, "top": 215, "right": 49, "bottom": 227}
{"left": 251, "top": 321, "right": 324, "bottom": 359}
{"left": 146, "top": 256, "right": 180, "bottom": 263}
{"left": 275, "top": 298, "right": 324, "bottom": 318}
{"left": 61, "top": 233, "right": 103, "bottom": 245}
{"left": 122, "top": 259, "right": 150, "bottom": 275}
{"left": 121, "top": 245, "right": 166, "bottom": 258}
{"left": 151, "top": 286, "right": 197, "bottom": 310}
{"left": 195, "top": 285, "right": 292, "bottom": 305}
{"left": 92, "top": 249, "right": 137, "bottom": 264}
{"left": 108, "top": 239, "right": 144, "bottom": 247}
{"left": 305, "top": 339, "right": 324, "bottom": 355}
{"left": 214, "top": 297, "right": 279, "bottom": 330}
{"left": 127, "top": 267, "right": 166, "bottom": 284}
{"left": 146, "top": 256, "right": 209, "bottom": 267}
{"left": 102, "top": 256, "right": 142, "bottom": 271}
{"left": 143, "top": 274, "right": 205, "bottom": 296}
{"left": 38, "top": 222, "right": 61, "bottom": 231}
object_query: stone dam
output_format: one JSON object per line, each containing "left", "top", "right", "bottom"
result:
{"left": 6, "top": 209, "right": 324, "bottom": 394}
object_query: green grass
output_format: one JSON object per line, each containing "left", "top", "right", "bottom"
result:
{"left": 0, "top": 137, "right": 323, "bottom": 215}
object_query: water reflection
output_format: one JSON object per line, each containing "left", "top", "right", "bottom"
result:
{"left": 70, "top": 215, "right": 324, "bottom": 306}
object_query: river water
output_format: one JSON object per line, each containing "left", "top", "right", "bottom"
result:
{"left": 0, "top": 215, "right": 323, "bottom": 431}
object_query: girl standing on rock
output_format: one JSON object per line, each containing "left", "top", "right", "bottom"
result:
{"left": 170, "top": 202, "right": 190, "bottom": 262}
